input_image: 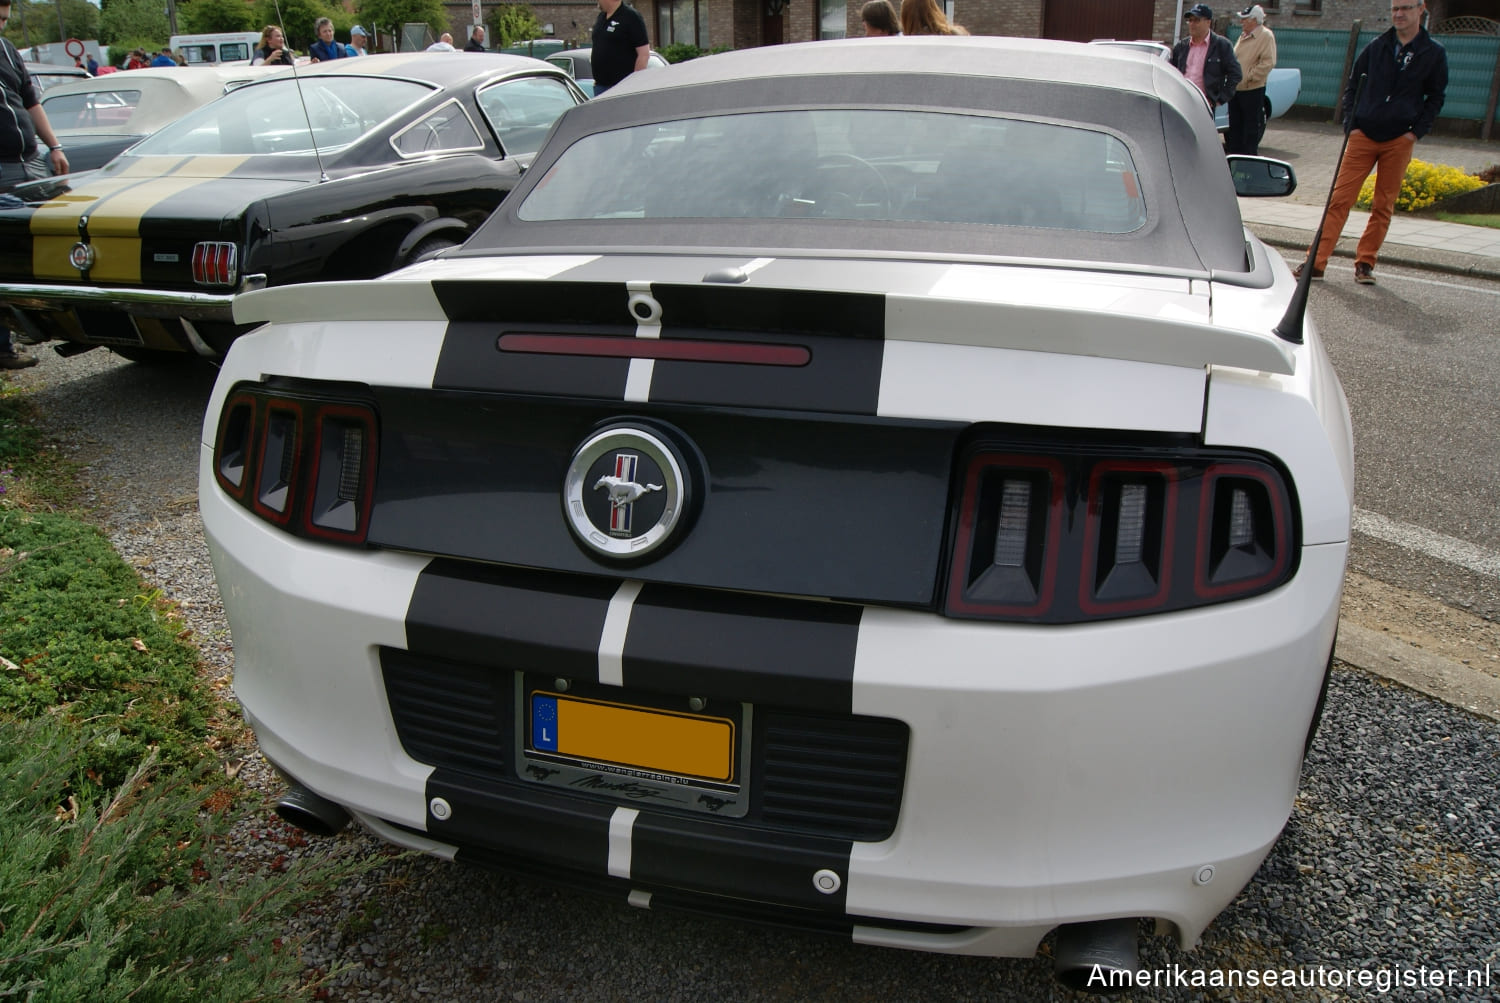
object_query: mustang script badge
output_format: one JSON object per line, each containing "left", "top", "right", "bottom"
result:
{"left": 564, "top": 425, "right": 686, "bottom": 558}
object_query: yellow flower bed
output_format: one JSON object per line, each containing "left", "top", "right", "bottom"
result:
{"left": 1357, "top": 158, "right": 1487, "bottom": 212}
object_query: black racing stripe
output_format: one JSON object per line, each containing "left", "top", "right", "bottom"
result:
{"left": 431, "top": 281, "right": 636, "bottom": 394}
{"left": 630, "top": 812, "right": 851, "bottom": 913}
{"left": 435, "top": 321, "right": 633, "bottom": 397}
{"left": 405, "top": 559, "right": 617, "bottom": 681}
{"left": 646, "top": 326, "right": 883, "bottom": 415}
{"left": 426, "top": 769, "right": 613, "bottom": 874}
{"left": 433, "top": 280, "right": 632, "bottom": 324}
{"left": 622, "top": 585, "right": 860, "bottom": 714}
{"left": 428, "top": 280, "right": 885, "bottom": 413}
{"left": 0, "top": 224, "right": 34, "bottom": 278}
{"left": 651, "top": 285, "right": 884, "bottom": 340}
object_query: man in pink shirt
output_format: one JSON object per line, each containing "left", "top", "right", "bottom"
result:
{"left": 1170, "top": 5, "right": 1242, "bottom": 114}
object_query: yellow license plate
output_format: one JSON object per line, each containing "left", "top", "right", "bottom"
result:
{"left": 530, "top": 692, "right": 735, "bottom": 782}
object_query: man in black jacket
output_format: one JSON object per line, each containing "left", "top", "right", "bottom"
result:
{"left": 1, "top": 0, "right": 68, "bottom": 368}
{"left": 1171, "top": 5, "right": 1242, "bottom": 111}
{"left": 1298, "top": 0, "right": 1447, "bottom": 284}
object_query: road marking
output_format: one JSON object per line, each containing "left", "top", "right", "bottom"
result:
{"left": 1353, "top": 507, "right": 1500, "bottom": 580}
{"left": 1278, "top": 255, "right": 1500, "bottom": 297}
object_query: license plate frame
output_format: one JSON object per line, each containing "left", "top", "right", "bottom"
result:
{"left": 513, "top": 673, "right": 751, "bottom": 818}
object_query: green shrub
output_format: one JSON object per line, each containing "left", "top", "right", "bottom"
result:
{"left": 0, "top": 716, "right": 376, "bottom": 1001}
{"left": 1356, "top": 158, "right": 1486, "bottom": 212}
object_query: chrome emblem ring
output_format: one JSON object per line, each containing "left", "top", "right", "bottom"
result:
{"left": 68, "top": 242, "right": 95, "bottom": 272}
{"left": 564, "top": 426, "right": 685, "bottom": 559}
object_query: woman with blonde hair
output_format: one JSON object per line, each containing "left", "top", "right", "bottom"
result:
{"left": 253, "top": 25, "right": 296, "bottom": 66}
{"left": 900, "top": 0, "right": 968, "bottom": 35}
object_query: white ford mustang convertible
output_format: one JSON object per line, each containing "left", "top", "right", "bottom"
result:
{"left": 200, "top": 37, "right": 1351, "bottom": 989}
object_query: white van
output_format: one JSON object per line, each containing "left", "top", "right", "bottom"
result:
{"left": 169, "top": 32, "right": 262, "bottom": 66}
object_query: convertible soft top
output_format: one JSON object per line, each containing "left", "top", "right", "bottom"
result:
{"left": 469, "top": 37, "right": 1251, "bottom": 274}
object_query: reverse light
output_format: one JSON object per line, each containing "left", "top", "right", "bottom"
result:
{"left": 191, "top": 242, "right": 238, "bottom": 287}
{"left": 946, "top": 443, "right": 1296, "bottom": 623}
{"left": 213, "top": 385, "right": 378, "bottom": 544}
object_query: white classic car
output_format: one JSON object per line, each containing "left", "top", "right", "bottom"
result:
{"left": 201, "top": 37, "right": 1350, "bottom": 989}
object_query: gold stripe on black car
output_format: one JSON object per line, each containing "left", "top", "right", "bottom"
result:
{"left": 30, "top": 156, "right": 248, "bottom": 284}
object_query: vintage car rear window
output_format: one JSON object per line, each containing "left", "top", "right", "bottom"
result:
{"left": 42, "top": 89, "right": 143, "bottom": 131}
{"left": 130, "top": 77, "right": 433, "bottom": 156}
{"left": 519, "top": 109, "right": 1146, "bottom": 233}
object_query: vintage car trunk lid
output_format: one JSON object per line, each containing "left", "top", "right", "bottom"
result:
{"left": 3, "top": 161, "right": 308, "bottom": 286}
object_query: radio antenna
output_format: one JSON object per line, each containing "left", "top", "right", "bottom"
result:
{"left": 1273, "top": 73, "right": 1367, "bottom": 344}
{"left": 273, "top": 0, "right": 330, "bottom": 183}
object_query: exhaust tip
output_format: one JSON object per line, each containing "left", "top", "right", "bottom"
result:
{"left": 275, "top": 784, "right": 350, "bottom": 837}
{"left": 1053, "top": 918, "right": 1142, "bottom": 995}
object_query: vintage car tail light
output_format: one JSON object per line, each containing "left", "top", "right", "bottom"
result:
{"left": 213, "top": 384, "right": 378, "bottom": 545}
{"left": 946, "top": 442, "right": 1296, "bottom": 623}
{"left": 192, "top": 242, "right": 238, "bottom": 287}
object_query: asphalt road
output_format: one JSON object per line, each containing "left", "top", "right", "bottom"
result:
{"left": 1301, "top": 255, "right": 1500, "bottom": 622}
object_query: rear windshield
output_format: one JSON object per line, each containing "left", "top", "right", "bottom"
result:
{"left": 43, "top": 89, "right": 144, "bottom": 130}
{"left": 518, "top": 109, "right": 1147, "bottom": 233}
{"left": 129, "top": 76, "right": 431, "bottom": 156}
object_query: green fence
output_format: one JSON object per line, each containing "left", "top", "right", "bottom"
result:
{"left": 1229, "top": 25, "right": 1499, "bottom": 126}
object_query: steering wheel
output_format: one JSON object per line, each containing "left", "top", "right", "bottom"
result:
{"left": 803, "top": 153, "right": 893, "bottom": 219}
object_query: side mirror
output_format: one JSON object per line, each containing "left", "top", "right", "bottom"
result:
{"left": 1228, "top": 155, "right": 1297, "bottom": 197}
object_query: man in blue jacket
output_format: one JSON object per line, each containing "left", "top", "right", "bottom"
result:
{"left": 1298, "top": 0, "right": 1447, "bottom": 284}
{"left": 1171, "top": 5, "right": 1241, "bottom": 111}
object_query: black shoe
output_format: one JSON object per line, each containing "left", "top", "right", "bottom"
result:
{"left": 0, "top": 347, "right": 38, "bottom": 369}
{"left": 1354, "top": 262, "right": 1375, "bottom": 285}
{"left": 1293, "top": 263, "right": 1325, "bottom": 280}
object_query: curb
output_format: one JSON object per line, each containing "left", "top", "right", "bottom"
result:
{"left": 1248, "top": 222, "right": 1500, "bottom": 281}
{"left": 1335, "top": 620, "right": 1500, "bottom": 722}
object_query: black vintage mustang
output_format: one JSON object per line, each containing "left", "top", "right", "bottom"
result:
{"left": 0, "top": 53, "right": 586, "bottom": 362}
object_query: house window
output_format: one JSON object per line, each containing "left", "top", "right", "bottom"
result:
{"left": 658, "top": 0, "right": 708, "bottom": 46}
{"left": 819, "top": 0, "right": 847, "bottom": 38}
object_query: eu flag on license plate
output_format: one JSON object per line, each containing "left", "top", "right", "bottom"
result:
{"left": 532, "top": 695, "right": 558, "bottom": 751}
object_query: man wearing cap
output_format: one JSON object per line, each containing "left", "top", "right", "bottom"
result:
{"left": 1171, "top": 5, "right": 1241, "bottom": 113}
{"left": 1297, "top": 0, "right": 1447, "bottom": 285}
{"left": 350, "top": 25, "right": 369, "bottom": 56}
{"left": 1228, "top": 5, "right": 1276, "bottom": 155}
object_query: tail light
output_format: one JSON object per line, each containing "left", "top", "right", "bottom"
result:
{"left": 946, "top": 442, "right": 1295, "bottom": 623}
{"left": 192, "top": 242, "right": 238, "bottom": 287}
{"left": 212, "top": 384, "right": 378, "bottom": 545}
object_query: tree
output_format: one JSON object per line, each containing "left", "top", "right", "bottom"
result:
{"left": 355, "top": 0, "right": 448, "bottom": 49}
{"left": 178, "top": 0, "right": 259, "bottom": 34}
{"left": 99, "top": 0, "right": 169, "bottom": 46}
{"left": 491, "top": 3, "right": 540, "bottom": 48}
{"left": 0, "top": 0, "right": 101, "bottom": 46}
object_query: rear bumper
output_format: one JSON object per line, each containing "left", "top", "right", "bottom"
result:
{"left": 202, "top": 445, "right": 1346, "bottom": 956}
{"left": 2, "top": 277, "right": 264, "bottom": 354}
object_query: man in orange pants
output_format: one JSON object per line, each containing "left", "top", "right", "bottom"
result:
{"left": 1297, "top": 0, "right": 1447, "bottom": 285}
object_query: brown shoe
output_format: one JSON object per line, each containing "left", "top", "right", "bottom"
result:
{"left": 0, "top": 348, "right": 38, "bottom": 370}
{"left": 1293, "top": 262, "right": 1325, "bottom": 280}
{"left": 1354, "top": 262, "right": 1375, "bottom": 285}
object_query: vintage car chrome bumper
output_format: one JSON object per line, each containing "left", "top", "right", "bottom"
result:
{"left": 0, "top": 274, "right": 267, "bottom": 321}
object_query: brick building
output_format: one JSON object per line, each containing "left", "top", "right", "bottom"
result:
{"left": 453, "top": 0, "right": 1490, "bottom": 52}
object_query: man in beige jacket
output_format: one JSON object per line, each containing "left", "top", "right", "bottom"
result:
{"left": 1227, "top": 4, "right": 1276, "bottom": 155}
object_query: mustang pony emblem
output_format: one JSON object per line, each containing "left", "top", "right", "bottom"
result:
{"left": 594, "top": 474, "right": 663, "bottom": 506}
{"left": 563, "top": 425, "right": 688, "bottom": 558}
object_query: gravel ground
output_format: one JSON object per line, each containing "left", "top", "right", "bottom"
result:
{"left": 9, "top": 347, "right": 1500, "bottom": 1001}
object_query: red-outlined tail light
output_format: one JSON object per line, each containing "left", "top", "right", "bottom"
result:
{"left": 945, "top": 441, "right": 1297, "bottom": 623}
{"left": 214, "top": 384, "right": 379, "bottom": 546}
{"left": 946, "top": 454, "right": 1065, "bottom": 618}
{"left": 192, "top": 242, "right": 238, "bottom": 287}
